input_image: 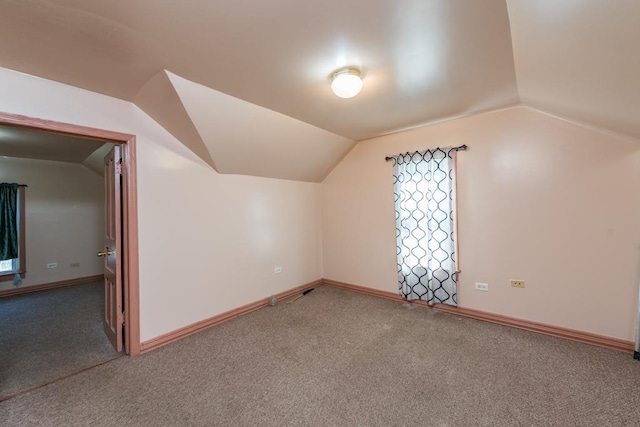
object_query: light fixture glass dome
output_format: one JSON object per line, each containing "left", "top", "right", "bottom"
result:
{"left": 331, "top": 68, "right": 363, "bottom": 98}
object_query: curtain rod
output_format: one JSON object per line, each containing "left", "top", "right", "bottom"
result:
{"left": 385, "top": 144, "right": 468, "bottom": 162}
{"left": 18, "top": 184, "right": 28, "bottom": 187}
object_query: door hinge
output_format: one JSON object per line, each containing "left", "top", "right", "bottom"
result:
{"left": 120, "top": 312, "right": 126, "bottom": 326}
{"left": 115, "top": 163, "right": 123, "bottom": 175}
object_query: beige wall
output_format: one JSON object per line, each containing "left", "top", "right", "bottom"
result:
{"left": 0, "top": 157, "right": 104, "bottom": 292}
{"left": 3, "top": 65, "right": 639, "bottom": 345}
{"left": 322, "top": 106, "right": 640, "bottom": 341}
{"left": 0, "top": 67, "right": 323, "bottom": 342}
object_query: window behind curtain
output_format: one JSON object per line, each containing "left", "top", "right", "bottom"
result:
{"left": 392, "top": 147, "right": 458, "bottom": 306}
{"left": 0, "top": 258, "right": 18, "bottom": 273}
{"left": 0, "top": 185, "right": 25, "bottom": 280}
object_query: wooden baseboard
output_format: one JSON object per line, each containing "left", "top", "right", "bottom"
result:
{"left": 322, "top": 278, "right": 634, "bottom": 354}
{"left": 140, "top": 279, "right": 322, "bottom": 353}
{"left": 0, "top": 274, "right": 104, "bottom": 298}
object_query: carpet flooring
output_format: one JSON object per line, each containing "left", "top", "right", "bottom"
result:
{"left": 0, "top": 282, "right": 121, "bottom": 399}
{"left": 2, "top": 285, "right": 640, "bottom": 426}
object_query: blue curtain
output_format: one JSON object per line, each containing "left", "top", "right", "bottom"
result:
{"left": 0, "top": 183, "right": 19, "bottom": 261}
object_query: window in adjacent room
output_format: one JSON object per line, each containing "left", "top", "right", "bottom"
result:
{"left": 0, "top": 184, "right": 26, "bottom": 282}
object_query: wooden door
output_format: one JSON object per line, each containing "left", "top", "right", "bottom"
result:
{"left": 100, "top": 145, "right": 123, "bottom": 352}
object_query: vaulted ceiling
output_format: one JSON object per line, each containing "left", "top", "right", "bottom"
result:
{"left": 0, "top": 125, "right": 103, "bottom": 163}
{"left": 0, "top": 124, "right": 113, "bottom": 175}
{"left": 0, "top": 0, "right": 637, "bottom": 181}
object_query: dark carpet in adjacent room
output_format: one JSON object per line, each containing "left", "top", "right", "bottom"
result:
{"left": 0, "top": 282, "right": 121, "bottom": 399}
{"left": 2, "top": 285, "right": 640, "bottom": 426}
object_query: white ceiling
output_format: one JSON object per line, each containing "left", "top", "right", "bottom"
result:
{"left": 82, "top": 143, "right": 116, "bottom": 176}
{"left": 0, "top": 125, "right": 105, "bottom": 164}
{"left": 0, "top": 1, "right": 637, "bottom": 181}
{"left": 168, "top": 72, "right": 354, "bottom": 182}
{"left": 507, "top": 0, "right": 640, "bottom": 141}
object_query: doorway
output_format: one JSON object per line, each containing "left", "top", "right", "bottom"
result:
{"left": 0, "top": 111, "right": 140, "bottom": 356}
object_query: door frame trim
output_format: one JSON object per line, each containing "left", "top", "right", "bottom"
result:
{"left": 0, "top": 112, "right": 141, "bottom": 356}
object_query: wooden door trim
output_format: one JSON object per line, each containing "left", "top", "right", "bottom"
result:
{"left": 0, "top": 111, "right": 141, "bottom": 356}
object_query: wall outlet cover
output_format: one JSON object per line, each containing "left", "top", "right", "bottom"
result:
{"left": 475, "top": 282, "right": 489, "bottom": 291}
{"left": 510, "top": 280, "right": 525, "bottom": 288}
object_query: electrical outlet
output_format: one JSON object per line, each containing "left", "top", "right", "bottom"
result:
{"left": 510, "top": 280, "right": 525, "bottom": 288}
{"left": 274, "top": 266, "right": 282, "bottom": 274}
{"left": 46, "top": 263, "right": 58, "bottom": 269}
{"left": 475, "top": 282, "right": 489, "bottom": 291}
{"left": 70, "top": 263, "right": 80, "bottom": 268}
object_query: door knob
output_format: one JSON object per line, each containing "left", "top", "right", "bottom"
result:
{"left": 97, "top": 250, "right": 114, "bottom": 257}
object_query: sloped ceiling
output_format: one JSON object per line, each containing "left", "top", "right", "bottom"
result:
{"left": 0, "top": 125, "right": 103, "bottom": 163}
{"left": 0, "top": 123, "right": 113, "bottom": 175}
{"left": 82, "top": 143, "right": 115, "bottom": 176}
{"left": 0, "top": 1, "right": 637, "bottom": 182}
{"left": 167, "top": 72, "right": 354, "bottom": 182}
{"left": 507, "top": 0, "right": 640, "bottom": 140}
{"left": 134, "top": 70, "right": 218, "bottom": 170}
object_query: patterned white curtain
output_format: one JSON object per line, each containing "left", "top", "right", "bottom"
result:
{"left": 392, "top": 148, "right": 457, "bottom": 306}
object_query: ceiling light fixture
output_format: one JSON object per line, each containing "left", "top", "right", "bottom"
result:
{"left": 331, "top": 67, "right": 363, "bottom": 99}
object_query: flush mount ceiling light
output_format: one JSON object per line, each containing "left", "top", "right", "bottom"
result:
{"left": 331, "top": 67, "right": 363, "bottom": 99}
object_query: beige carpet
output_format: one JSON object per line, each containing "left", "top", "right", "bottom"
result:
{"left": 0, "top": 282, "right": 121, "bottom": 399}
{"left": 2, "top": 285, "right": 639, "bottom": 426}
